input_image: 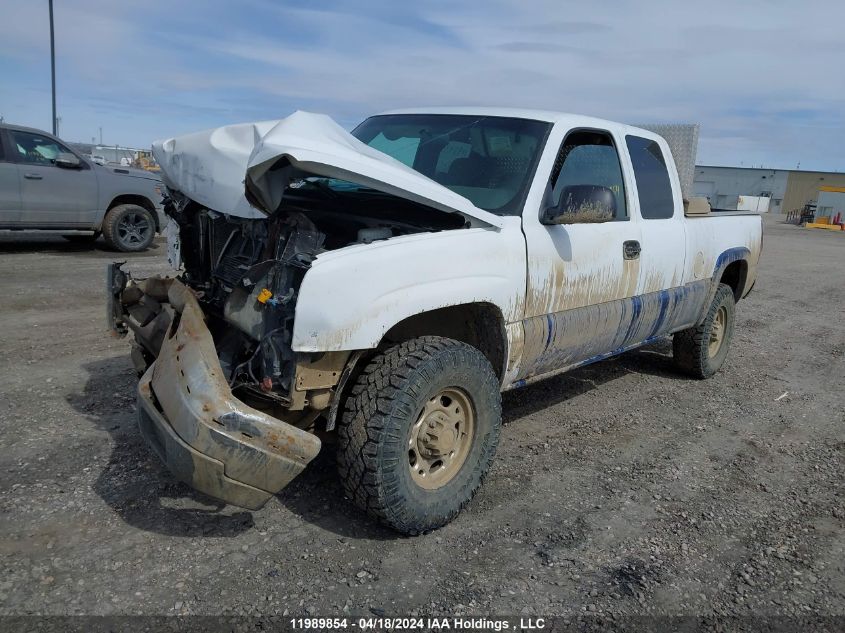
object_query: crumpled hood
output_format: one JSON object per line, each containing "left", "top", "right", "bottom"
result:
{"left": 153, "top": 120, "right": 278, "bottom": 219}
{"left": 152, "top": 111, "right": 503, "bottom": 228}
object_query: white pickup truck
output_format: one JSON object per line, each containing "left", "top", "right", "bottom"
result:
{"left": 108, "top": 108, "right": 761, "bottom": 534}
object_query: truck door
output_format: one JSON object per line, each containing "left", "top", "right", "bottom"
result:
{"left": 622, "top": 134, "right": 701, "bottom": 340}
{"left": 517, "top": 127, "right": 642, "bottom": 381}
{"left": 0, "top": 130, "right": 22, "bottom": 226}
{"left": 8, "top": 129, "right": 99, "bottom": 228}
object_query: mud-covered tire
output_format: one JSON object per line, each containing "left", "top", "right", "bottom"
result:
{"left": 673, "top": 283, "right": 736, "bottom": 379}
{"left": 102, "top": 204, "right": 155, "bottom": 252}
{"left": 337, "top": 336, "right": 502, "bottom": 535}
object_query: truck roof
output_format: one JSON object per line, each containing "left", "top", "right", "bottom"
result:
{"left": 377, "top": 106, "right": 627, "bottom": 129}
{"left": 0, "top": 123, "right": 60, "bottom": 136}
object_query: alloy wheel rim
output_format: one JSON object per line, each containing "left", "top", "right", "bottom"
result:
{"left": 117, "top": 212, "right": 151, "bottom": 247}
{"left": 408, "top": 388, "right": 475, "bottom": 490}
{"left": 708, "top": 306, "right": 727, "bottom": 358}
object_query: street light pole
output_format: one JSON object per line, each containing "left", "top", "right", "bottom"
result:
{"left": 49, "top": 0, "right": 57, "bottom": 135}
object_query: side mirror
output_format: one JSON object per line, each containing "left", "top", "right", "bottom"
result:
{"left": 541, "top": 184, "right": 616, "bottom": 225}
{"left": 55, "top": 152, "right": 81, "bottom": 169}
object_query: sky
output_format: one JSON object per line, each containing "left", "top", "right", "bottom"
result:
{"left": 1, "top": 0, "right": 843, "bottom": 171}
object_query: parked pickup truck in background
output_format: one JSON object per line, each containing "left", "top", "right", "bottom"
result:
{"left": 108, "top": 108, "right": 762, "bottom": 534}
{"left": 0, "top": 124, "right": 164, "bottom": 251}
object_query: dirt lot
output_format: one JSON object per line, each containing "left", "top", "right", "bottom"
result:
{"left": 0, "top": 215, "right": 842, "bottom": 621}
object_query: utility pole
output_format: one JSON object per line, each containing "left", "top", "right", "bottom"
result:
{"left": 49, "top": 0, "right": 57, "bottom": 135}
{"left": 99, "top": 126, "right": 102, "bottom": 144}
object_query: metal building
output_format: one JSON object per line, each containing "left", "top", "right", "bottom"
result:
{"left": 817, "top": 187, "right": 845, "bottom": 219}
{"left": 693, "top": 166, "right": 789, "bottom": 213}
{"left": 781, "top": 172, "right": 845, "bottom": 216}
{"left": 693, "top": 165, "right": 845, "bottom": 214}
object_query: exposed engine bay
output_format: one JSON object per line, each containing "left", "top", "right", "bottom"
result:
{"left": 115, "top": 179, "right": 467, "bottom": 429}
{"left": 105, "top": 110, "right": 527, "bottom": 514}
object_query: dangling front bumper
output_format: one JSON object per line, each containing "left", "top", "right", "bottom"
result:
{"left": 109, "top": 266, "right": 321, "bottom": 509}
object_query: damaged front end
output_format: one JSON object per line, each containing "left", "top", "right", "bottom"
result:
{"left": 108, "top": 179, "right": 470, "bottom": 508}
{"left": 107, "top": 111, "right": 498, "bottom": 509}
{"left": 106, "top": 199, "right": 344, "bottom": 508}
{"left": 134, "top": 281, "right": 320, "bottom": 510}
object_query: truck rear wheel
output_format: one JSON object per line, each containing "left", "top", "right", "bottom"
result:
{"left": 102, "top": 204, "right": 155, "bottom": 252}
{"left": 337, "top": 336, "right": 502, "bottom": 535}
{"left": 673, "top": 283, "right": 736, "bottom": 379}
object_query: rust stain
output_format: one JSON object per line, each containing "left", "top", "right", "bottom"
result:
{"left": 622, "top": 257, "right": 639, "bottom": 297}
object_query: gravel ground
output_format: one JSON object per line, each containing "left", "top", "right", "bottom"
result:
{"left": 0, "top": 215, "right": 842, "bottom": 620}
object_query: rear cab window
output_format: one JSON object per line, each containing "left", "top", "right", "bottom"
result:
{"left": 626, "top": 135, "right": 675, "bottom": 219}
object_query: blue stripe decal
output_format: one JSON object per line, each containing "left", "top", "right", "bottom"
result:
{"left": 648, "top": 288, "right": 671, "bottom": 339}
{"left": 517, "top": 279, "right": 710, "bottom": 383}
{"left": 513, "top": 334, "right": 666, "bottom": 389}
{"left": 622, "top": 293, "right": 643, "bottom": 343}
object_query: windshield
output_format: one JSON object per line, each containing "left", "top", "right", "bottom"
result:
{"left": 349, "top": 114, "right": 551, "bottom": 216}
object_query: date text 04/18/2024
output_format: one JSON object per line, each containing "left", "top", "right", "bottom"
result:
{"left": 289, "top": 617, "right": 547, "bottom": 630}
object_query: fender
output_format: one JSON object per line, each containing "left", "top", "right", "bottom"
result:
{"left": 291, "top": 221, "right": 526, "bottom": 352}
{"left": 696, "top": 246, "right": 749, "bottom": 324}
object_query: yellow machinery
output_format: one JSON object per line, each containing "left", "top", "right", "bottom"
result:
{"left": 133, "top": 150, "right": 161, "bottom": 172}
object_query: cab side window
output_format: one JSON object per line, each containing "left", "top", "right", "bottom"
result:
{"left": 9, "top": 130, "right": 71, "bottom": 166}
{"left": 550, "top": 130, "right": 627, "bottom": 220}
{"left": 626, "top": 135, "right": 675, "bottom": 219}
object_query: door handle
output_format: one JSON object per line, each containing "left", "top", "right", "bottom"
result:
{"left": 623, "top": 240, "right": 641, "bottom": 260}
{"left": 23, "top": 173, "right": 43, "bottom": 180}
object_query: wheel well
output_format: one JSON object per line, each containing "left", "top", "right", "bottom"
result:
{"left": 379, "top": 303, "right": 507, "bottom": 382}
{"left": 107, "top": 195, "right": 158, "bottom": 230}
{"left": 720, "top": 260, "right": 748, "bottom": 301}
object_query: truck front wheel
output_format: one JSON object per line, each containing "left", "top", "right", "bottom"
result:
{"left": 102, "top": 204, "right": 155, "bottom": 252}
{"left": 337, "top": 336, "right": 502, "bottom": 535}
{"left": 673, "top": 283, "right": 736, "bottom": 379}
